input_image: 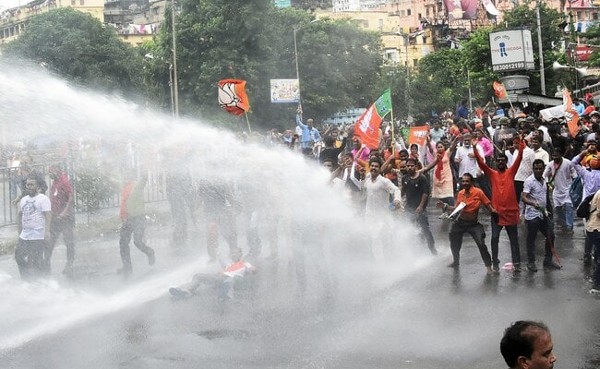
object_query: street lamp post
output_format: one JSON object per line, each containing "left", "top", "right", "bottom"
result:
{"left": 144, "top": 53, "right": 176, "bottom": 115}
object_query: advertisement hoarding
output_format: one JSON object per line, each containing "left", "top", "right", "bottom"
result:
{"left": 489, "top": 29, "right": 535, "bottom": 73}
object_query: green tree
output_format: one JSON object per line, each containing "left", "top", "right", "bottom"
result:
{"left": 154, "top": 1, "right": 382, "bottom": 127}
{"left": 498, "top": 2, "right": 565, "bottom": 94}
{"left": 2, "top": 8, "right": 144, "bottom": 97}
{"left": 412, "top": 48, "right": 468, "bottom": 117}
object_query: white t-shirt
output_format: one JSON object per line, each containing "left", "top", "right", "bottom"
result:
{"left": 19, "top": 194, "right": 51, "bottom": 240}
{"left": 455, "top": 145, "right": 484, "bottom": 177}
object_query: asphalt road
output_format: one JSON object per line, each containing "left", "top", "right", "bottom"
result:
{"left": 1, "top": 210, "right": 599, "bottom": 369}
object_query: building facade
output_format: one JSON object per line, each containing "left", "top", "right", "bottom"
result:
{"left": 1, "top": 0, "right": 104, "bottom": 45}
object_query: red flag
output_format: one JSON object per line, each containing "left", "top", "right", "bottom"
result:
{"left": 493, "top": 81, "right": 507, "bottom": 100}
{"left": 218, "top": 79, "right": 250, "bottom": 115}
{"left": 563, "top": 89, "right": 580, "bottom": 138}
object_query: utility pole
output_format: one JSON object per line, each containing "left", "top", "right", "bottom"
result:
{"left": 536, "top": 2, "right": 546, "bottom": 95}
{"left": 171, "top": 0, "right": 179, "bottom": 117}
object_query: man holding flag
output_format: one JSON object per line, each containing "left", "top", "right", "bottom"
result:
{"left": 296, "top": 106, "right": 321, "bottom": 156}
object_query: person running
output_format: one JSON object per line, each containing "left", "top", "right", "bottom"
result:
{"left": 401, "top": 158, "right": 438, "bottom": 255}
{"left": 474, "top": 136, "right": 524, "bottom": 272}
{"left": 118, "top": 173, "right": 155, "bottom": 277}
{"left": 437, "top": 173, "right": 497, "bottom": 274}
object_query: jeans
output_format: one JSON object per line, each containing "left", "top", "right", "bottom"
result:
{"left": 554, "top": 203, "right": 574, "bottom": 229}
{"left": 449, "top": 219, "right": 491, "bottom": 266}
{"left": 15, "top": 239, "right": 45, "bottom": 280}
{"left": 525, "top": 217, "right": 555, "bottom": 264}
{"left": 120, "top": 215, "right": 154, "bottom": 272}
{"left": 412, "top": 212, "right": 437, "bottom": 254}
{"left": 45, "top": 216, "right": 75, "bottom": 273}
{"left": 587, "top": 231, "right": 600, "bottom": 288}
{"left": 491, "top": 220, "right": 520, "bottom": 265}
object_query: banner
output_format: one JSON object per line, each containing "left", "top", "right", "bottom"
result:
{"left": 408, "top": 126, "right": 430, "bottom": 146}
{"left": 563, "top": 88, "right": 580, "bottom": 138}
{"left": 270, "top": 79, "right": 299, "bottom": 103}
{"left": 218, "top": 79, "right": 250, "bottom": 116}
{"left": 493, "top": 81, "right": 507, "bottom": 100}
{"left": 354, "top": 89, "right": 393, "bottom": 149}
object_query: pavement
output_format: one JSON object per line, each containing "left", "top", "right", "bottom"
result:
{"left": 1, "top": 205, "right": 600, "bottom": 369}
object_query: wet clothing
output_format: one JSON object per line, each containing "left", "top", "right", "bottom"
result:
{"left": 449, "top": 187, "right": 492, "bottom": 267}
{"left": 47, "top": 173, "right": 75, "bottom": 273}
{"left": 17, "top": 193, "right": 51, "bottom": 279}
{"left": 119, "top": 180, "right": 154, "bottom": 274}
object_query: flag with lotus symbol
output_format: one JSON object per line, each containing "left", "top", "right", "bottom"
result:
{"left": 218, "top": 79, "right": 250, "bottom": 115}
{"left": 354, "top": 89, "right": 393, "bottom": 149}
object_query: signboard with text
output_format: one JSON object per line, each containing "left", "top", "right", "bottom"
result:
{"left": 270, "top": 79, "right": 299, "bottom": 103}
{"left": 489, "top": 29, "right": 535, "bottom": 73}
{"left": 274, "top": 0, "right": 291, "bottom": 8}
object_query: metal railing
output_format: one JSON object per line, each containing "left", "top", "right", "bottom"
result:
{"left": 0, "top": 165, "right": 167, "bottom": 227}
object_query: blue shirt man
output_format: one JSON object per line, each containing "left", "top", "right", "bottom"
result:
{"left": 296, "top": 114, "right": 321, "bottom": 153}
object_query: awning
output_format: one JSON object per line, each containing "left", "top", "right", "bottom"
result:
{"left": 497, "top": 93, "right": 563, "bottom": 107}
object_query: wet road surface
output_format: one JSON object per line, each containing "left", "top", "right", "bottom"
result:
{"left": 1, "top": 210, "right": 600, "bottom": 369}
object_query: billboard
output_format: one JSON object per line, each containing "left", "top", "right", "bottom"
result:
{"left": 270, "top": 79, "right": 299, "bottom": 103}
{"left": 489, "top": 30, "right": 535, "bottom": 73}
{"left": 274, "top": 0, "right": 291, "bottom": 8}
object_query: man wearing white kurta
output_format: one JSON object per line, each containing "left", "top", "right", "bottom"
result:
{"left": 351, "top": 157, "right": 402, "bottom": 258}
{"left": 544, "top": 148, "right": 577, "bottom": 233}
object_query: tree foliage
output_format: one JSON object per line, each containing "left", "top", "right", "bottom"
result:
{"left": 151, "top": 0, "right": 382, "bottom": 126}
{"left": 3, "top": 8, "right": 144, "bottom": 96}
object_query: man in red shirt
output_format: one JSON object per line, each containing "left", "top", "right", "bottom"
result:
{"left": 437, "top": 173, "right": 497, "bottom": 274}
{"left": 474, "top": 137, "right": 525, "bottom": 273}
{"left": 45, "top": 165, "right": 75, "bottom": 276}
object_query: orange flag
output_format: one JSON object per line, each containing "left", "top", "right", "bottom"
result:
{"left": 493, "top": 81, "right": 507, "bottom": 100}
{"left": 218, "top": 79, "right": 250, "bottom": 115}
{"left": 563, "top": 89, "right": 580, "bottom": 138}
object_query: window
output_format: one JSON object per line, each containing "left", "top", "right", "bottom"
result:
{"left": 593, "top": 13, "right": 599, "bottom": 20}
{"left": 71, "top": 0, "right": 75, "bottom": 5}
{"left": 80, "top": 0, "right": 84, "bottom": 5}
{"left": 407, "top": 9, "right": 412, "bottom": 16}
{"left": 378, "top": 19, "right": 383, "bottom": 31}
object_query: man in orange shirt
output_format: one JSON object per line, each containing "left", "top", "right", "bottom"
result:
{"left": 474, "top": 136, "right": 525, "bottom": 273}
{"left": 437, "top": 173, "right": 498, "bottom": 274}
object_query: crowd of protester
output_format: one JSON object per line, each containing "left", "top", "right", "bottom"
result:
{"left": 260, "top": 99, "right": 600, "bottom": 295}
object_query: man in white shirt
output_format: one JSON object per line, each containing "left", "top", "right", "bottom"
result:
{"left": 544, "top": 148, "right": 577, "bottom": 234}
{"left": 15, "top": 176, "right": 52, "bottom": 280}
{"left": 530, "top": 136, "right": 549, "bottom": 164}
{"left": 455, "top": 133, "right": 484, "bottom": 178}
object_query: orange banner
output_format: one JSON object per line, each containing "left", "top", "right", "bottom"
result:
{"left": 408, "top": 126, "right": 429, "bottom": 146}
{"left": 493, "top": 81, "right": 507, "bottom": 100}
{"left": 563, "top": 89, "right": 580, "bottom": 138}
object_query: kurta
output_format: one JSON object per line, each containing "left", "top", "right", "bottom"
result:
{"left": 432, "top": 150, "right": 454, "bottom": 199}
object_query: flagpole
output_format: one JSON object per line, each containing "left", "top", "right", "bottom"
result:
{"left": 244, "top": 112, "right": 252, "bottom": 134}
{"left": 390, "top": 92, "right": 395, "bottom": 154}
